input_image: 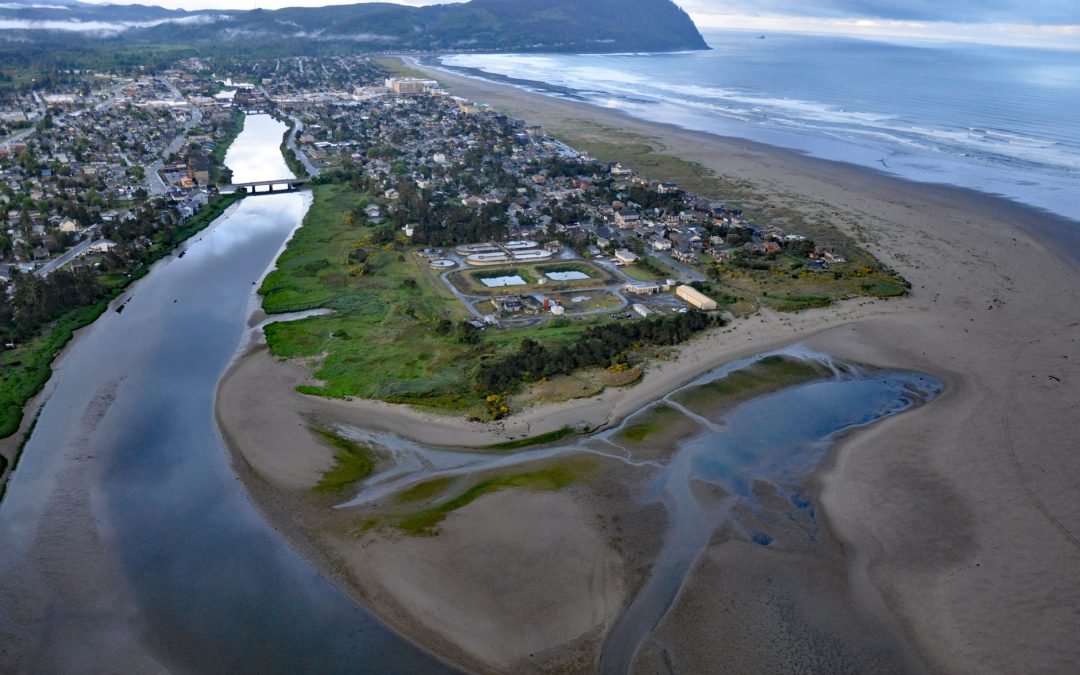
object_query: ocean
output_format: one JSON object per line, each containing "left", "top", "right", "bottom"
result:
{"left": 436, "top": 30, "right": 1080, "bottom": 222}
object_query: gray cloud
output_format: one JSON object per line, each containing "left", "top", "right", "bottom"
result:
{"left": 0, "top": 14, "right": 228, "bottom": 34}
{"left": 680, "top": 0, "right": 1080, "bottom": 24}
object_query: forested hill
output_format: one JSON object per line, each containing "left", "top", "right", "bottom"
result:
{"left": 0, "top": 0, "right": 709, "bottom": 54}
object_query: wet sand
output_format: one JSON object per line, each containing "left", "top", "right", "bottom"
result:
{"left": 217, "top": 62, "right": 1080, "bottom": 673}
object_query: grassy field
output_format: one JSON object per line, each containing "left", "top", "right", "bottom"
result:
{"left": 260, "top": 185, "right": 620, "bottom": 414}
{"left": 620, "top": 254, "right": 678, "bottom": 282}
{"left": 261, "top": 185, "right": 482, "bottom": 409}
{"left": 484, "top": 426, "right": 576, "bottom": 450}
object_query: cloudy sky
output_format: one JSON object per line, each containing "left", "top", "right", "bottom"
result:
{"left": 74, "top": 0, "right": 1080, "bottom": 47}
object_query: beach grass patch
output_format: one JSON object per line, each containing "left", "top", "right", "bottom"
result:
{"left": 395, "top": 476, "right": 455, "bottom": 504}
{"left": 614, "top": 403, "right": 704, "bottom": 458}
{"left": 392, "top": 459, "right": 596, "bottom": 535}
{"left": 862, "top": 281, "right": 907, "bottom": 297}
{"left": 673, "top": 355, "right": 828, "bottom": 418}
{"left": 313, "top": 428, "right": 376, "bottom": 494}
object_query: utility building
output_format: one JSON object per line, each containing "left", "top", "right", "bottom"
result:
{"left": 676, "top": 284, "right": 718, "bottom": 310}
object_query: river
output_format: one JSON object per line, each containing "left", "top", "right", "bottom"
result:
{"left": 0, "top": 114, "right": 450, "bottom": 673}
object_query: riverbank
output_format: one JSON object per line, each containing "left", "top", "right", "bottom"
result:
{"left": 218, "top": 63, "right": 1080, "bottom": 673}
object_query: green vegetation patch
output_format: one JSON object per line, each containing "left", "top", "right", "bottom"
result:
{"left": 312, "top": 427, "right": 376, "bottom": 494}
{"left": 210, "top": 109, "right": 245, "bottom": 183}
{"left": 260, "top": 184, "right": 484, "bottom": 410}
{"left": 395, "top": 476, "right": 455, "bottom": 504}
{"left": 391, "top": 459, "right": 597, "bottom": 535}
{"left": 0, "top": 298, "right": 111, "bottom": 439}
{"left": 262, "top": 186, "right": 715, "bottom": 418}
{"left": 861, "top": 281, "right": 907, "bottom": 297}
{"left": 616, "top": 403, "right": 702, "bottom": 452}
{"left": 485, "top": 426, "right": 576, "bottom": 451}
{"left": 673, "top": 355, "right": 828, "bottom": 419}
{"left": 620, "top": 254, "right": 676, "bottom": 282}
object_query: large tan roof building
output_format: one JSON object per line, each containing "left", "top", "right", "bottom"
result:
{"left": 676, "top": 284, "right": 718, "bottom": 310}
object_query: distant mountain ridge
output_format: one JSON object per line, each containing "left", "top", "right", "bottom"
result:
{"left": 0, "top": 0, "right": 709, "bottom": 53}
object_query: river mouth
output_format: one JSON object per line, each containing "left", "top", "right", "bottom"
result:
{"left": 325, "top": 347, "right": 941, "bottom": 673}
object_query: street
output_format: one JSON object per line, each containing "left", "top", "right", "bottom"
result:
{"left": 34, "top": 233, "right": 95, "bottom": 278}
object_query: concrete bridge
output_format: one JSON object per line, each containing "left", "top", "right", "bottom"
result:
{"left": 226, "top": 178, "right": 308, "bottom": 195}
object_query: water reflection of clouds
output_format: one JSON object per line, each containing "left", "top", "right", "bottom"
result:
{"left": 224, "top": 114, "right": 294, "bottom": 184}
{"left": 186, "top": 194, "right": 310, "bottom": 266}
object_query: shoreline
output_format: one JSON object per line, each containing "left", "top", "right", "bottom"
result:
{"left": 411, "top": 55, "right": 1080, "bottom": 269}
{"left": 417, "top": 56, "right": 1080, "bottom": 255}
{"left": 218, "top": 64, "right": 1080, "bottom": 673}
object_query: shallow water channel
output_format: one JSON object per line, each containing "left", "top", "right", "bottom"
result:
{"left": 0, "top": 115, "right": 451, "bottom": 672}
{"left": 338, "top": 348, "right": 941, "bottom": 674}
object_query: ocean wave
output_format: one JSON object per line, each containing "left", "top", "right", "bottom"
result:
{"left": 436, "top": 46, "right": 1079, "bottom": 220}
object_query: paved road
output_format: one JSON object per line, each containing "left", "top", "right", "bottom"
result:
{"left": 34, "top": 235, "right": 95, "bottom": 278}
{"left": 439, "top": 267, "right": 486, "bottom": 319}
{"left": 284, "top": 113, "right": 321, "bottom": 177}
{"left": 652, "top": 250, "right": 705, "bottom": 282}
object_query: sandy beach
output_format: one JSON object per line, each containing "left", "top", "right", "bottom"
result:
{"left": 217, "top": 61, "right": 1080, "bottom": 673}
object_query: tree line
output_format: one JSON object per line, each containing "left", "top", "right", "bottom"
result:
{"left": 475, "top": 310, "right": 721, "bottom": 394}
{"left": 0, "top": 269, "right": 106, "bottom": 344}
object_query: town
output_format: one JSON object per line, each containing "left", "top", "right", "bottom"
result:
{"left": 1, "top": 54, "right": 909, "bottom": 428}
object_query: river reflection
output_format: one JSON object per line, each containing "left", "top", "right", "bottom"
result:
{"left": 0, "top": 115, "right": 453, "bottom": 673}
